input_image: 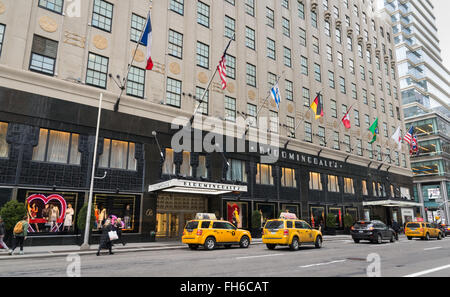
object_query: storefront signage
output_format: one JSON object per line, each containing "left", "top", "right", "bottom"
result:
{"left": 148, "top": 179, "right": 248, "bottom": 195}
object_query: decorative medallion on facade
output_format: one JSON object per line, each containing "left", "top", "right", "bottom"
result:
{"left": 39, "top": 16, "right": 58, "bottom": 33}
{"left": 169, "top": 62, "right": 181, "bottom": 75}
{"left": 93, "top": 35, "right": 108, "bottom": 50}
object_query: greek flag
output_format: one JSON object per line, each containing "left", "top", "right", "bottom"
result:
{"left": 271, "top": 83, "right": 281, "bottom": 110}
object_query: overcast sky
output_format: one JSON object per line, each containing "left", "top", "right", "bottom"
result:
{"left": 433, "top": 0, "right": 450, "bottom": 71}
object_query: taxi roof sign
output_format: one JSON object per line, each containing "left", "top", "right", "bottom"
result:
{"left": 280, "top": 212, "right": 297, "bottom": 220}
{"left": 195, "top": 213, "right": 217, "bottom": 220}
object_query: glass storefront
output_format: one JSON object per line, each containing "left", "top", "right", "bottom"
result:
{"left": 255, "top": 203, "right": 276, "bottom": 225}
{"left": 310, "top": 206, "right": 325, "bottom": 228}
{"left": 93, "top": 193, "right": 139, "bottom": 232}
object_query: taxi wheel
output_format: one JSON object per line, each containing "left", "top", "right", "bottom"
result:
{"left": 315, "top": 236, "right": 323, "bottom": 248}
{"left": 289, "top": 237, "right": 299, "bottom": 251}
{"left": 239, "top": 236, "right": 250, "bottom": 248}
{"left": 425, "top": 233, "right": 430, "bottom": 241}
{"left": 204, "top": 237, "right": 216, "bottom": 250}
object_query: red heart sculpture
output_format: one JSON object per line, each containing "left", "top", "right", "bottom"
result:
{"left": 26, "top": 194, "right": 67, "bottom": 224}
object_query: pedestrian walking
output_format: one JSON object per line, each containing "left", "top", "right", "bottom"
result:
{"left": 96, "top": 219, "right": 115, "bottom": 256}
{"left": 115, "top": 218, "right": 126, "bottom": 246}
{"left": 0, "top": 216, "right": 9, "bottom": 251}
{"left": 391, "top": 219, "right": 400, "bottom": 240}
{"left": 8, "top": 216, "right": 29, "bottom": 255}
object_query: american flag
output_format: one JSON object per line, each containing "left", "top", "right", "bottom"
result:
{"left": 217, "top": 54, "right": 227, "bottom": 90}
{"left": 403, "top": 126, "right": 414, "bottom": 145}
{"left": 217, "top": 37, "right": 233, "bottom": 90}
{"left": 410, "top": 135, "right": 419, "bottom": 155}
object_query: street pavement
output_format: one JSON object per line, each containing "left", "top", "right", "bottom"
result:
{"left": 1, "top": 235, "right": 450, "bottom": 277}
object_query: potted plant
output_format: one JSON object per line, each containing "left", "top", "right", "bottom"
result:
{"left": 343, "top": 214, "right": 354, "bottom": 234}
{"left": 0, "top": 200, "right": 26, "bottom": 246}
{"left": 251, "top": 210, "right": 262, "bottom": 238}
{"left": 326, "top": 213, "right": 337, "bottom": 235}
{"left": 76, "top": 204, "right": 96, "bottom": 245}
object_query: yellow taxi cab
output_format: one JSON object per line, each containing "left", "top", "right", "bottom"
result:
{"left": 262, "top": 213, "right": 323, "bottom": 251}
{"left": 405, "top": 221, "right": 444, "bottom": 241}
{"left": 181, "top": 213, "right": 252, "bottom": 250}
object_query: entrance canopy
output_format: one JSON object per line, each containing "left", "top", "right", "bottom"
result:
{"left": 363, "top": 200, "right": 422, "bottom": 208}
{"left": 148, "top": 179, "right": 248, "bottom": 195}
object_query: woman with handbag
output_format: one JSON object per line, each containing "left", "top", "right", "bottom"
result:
{"left": 96, "top": 219, "right": 115, "bottom": 256}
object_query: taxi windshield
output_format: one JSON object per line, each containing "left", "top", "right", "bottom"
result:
{"left": 406, "top": 223, "right": 421, "bottom": 228}
{"left": 265, "top": 220, "right": 284, "bottom": 230}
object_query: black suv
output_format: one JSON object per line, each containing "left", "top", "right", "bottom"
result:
{"left": 350, "top": 220, "right": 396, "bottom": 244}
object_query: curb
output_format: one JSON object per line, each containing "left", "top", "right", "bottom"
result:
{"left": 0, "top": 236, "right": 352, "bottom": 260}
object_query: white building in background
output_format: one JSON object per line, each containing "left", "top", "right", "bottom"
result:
{"left": 380, "top": 0, "right": 450, "bottom": 223}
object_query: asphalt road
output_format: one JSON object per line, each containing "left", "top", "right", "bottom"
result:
{"left": 1, "top": 236, "right": 450, "bottom": 277}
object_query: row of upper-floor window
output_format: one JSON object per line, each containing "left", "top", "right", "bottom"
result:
{"left": 0, "top": 122, "right": 137, "bottom": 171}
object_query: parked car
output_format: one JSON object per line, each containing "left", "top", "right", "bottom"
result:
{"left": 405, "top": 222, "right": 443, "bottom": 240}
{"left": 350, "top": 220, "right": 396, "bottom": 244}
{"left": 438, "top": 224, "right": 449, "bottom": 237}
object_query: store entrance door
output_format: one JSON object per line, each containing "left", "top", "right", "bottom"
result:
{"left": 156, "top": 212, "right": 196, "bottom": 238}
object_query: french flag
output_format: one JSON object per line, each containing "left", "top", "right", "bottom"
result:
{"left": 140, "top": 13, "right": 153, "bottom": 70}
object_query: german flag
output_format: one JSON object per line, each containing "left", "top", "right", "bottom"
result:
{"left": 310, "top": 92, "right": 324, "bottom": 120}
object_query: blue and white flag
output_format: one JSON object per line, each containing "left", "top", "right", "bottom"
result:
{"left": 270, "top": 83, "right": 281, "bottom": 110}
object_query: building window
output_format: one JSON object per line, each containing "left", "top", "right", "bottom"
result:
{"left": 362, "top": 180, "right": 368, "bottom": 196}
{"left": 247, "top": 103, "right": 257, "bottom": 127}
{"left": 226, "top": 54, "right": 236, "bottom": 80}
{"left": 311, "top": 10, "right": 317, "bottom": 28}
{"left": 0, "top": 122, "right": 9, "bottom": 158}
{"left": 344, "top": 178, "right": 355, "bottom": 194}
{"left": 195, "top": 87, "right": 208, "bottom": 115}
{"left": 282, "top": 17, "right": 290, "bottom": 37}
{"left": 224, "top": 16, "right": 235, "bottom": 39}
{"left": 166, "top": 78, "right": 182, "bottom": 108}
{"left": 267, "top": 38, "right": 276, "bottom": 60}
{"left": 170, "top": 0, "right": 184, "bottom": 15}
{"left": 269, "top": 111, "right": 279, "bottom": 134}
{"left": 286, "top": 116, "right": 295, "bottom": 138}
{"left": 180, "top": 151, "right": 192, "bottom": 177}
{"left": 126, "top": 66, "right": 145, "bottom": 98}
{"left": 328, "top": 71, "right": 335, "bottom": 88}
{"left": 328, "top": 175, "right": 340, "bottom": 193}
{"left": 225, "top": 96, "right": 236, "bottom": 122}
{"left": 99, "top": 138, "right": 137, "bottom": 171}
{"left": 284, "top": 47, "right": 292, "bottom": 67}
{"left": 39, "top": 0, "right": 64, "bottom": 14}
{"left": 29, "top": 35, "right": 58, "bottom": 76}
{"left": 32, "top": 129, "right": 81, "bottom": 165}
{"left": 333, "top": 132, "right": 340, "bottom": 150}
{"left": 309, "top": 172, "right": 322, "bottom": 191}
{"left": 168, "top": 30, "right": 183, "bottom": 59}
{"left": 302, "top": 87, "right": 310, "bottom": 107}
{"left": 298, "top": 1, "right": 305, "bottom": 19}
{"left": 318, "top": 126, "right": 325, "bottom": 146}
{"left": 330, "top": 100, "right": 337, "bottom": 118}
{"left": 86, "top": 52, "right": 109, "bottom": 89}
{"left": 245, "top": 27, "right": 256, "bottom": 50}
{"left": 130, "top": 13, "right": 146, "bottom": 43}
{"left": 314, "top": 63, "right": 321, "bottom": 82}
{"left": 304, "top": 122, "right": 312, "bottom": 143}
{"left": 266, "top": 7, "right": 274, "bottom": 28}
{"left": 246, "top": 63, "right": 256, "bottom": 87}
{"left": 339, "top": 77, "right": 346, "bottom": 94}
{"left": 245, "top": 0, "right": 255, "bottom": 16}
{"left": 281, "top": 168, "right": 297, "bottom": 188}
{"left": 256, "top": 163, "right": 274, "bottom": 185}
{"left": 299, "top": 27, "right": 307, "bottom": 47}
{"left": 0, "top": 24, "right": 4, "bottom": 57}
{"left": 163, "top": 148, "right": 175, "bottom": 175}
{"left": 197, "top": 155, "right": 208, "bottom": 178}
{"left": 196, "top": 41, "right": 209, "bottom": 69}
{"left": 300, "top": 56, "right": 308, "bottom": 75}
{"left": 285, "top": 80, "right": 293, "bottom": 101}
{"left": 92, "top": 0, "right": 113, "bottom": 32}
{"left": 226, "top": 159, "right": 247, "bottom": 182}
{"left": 197, "top": 1, "right": 210, "bottom": 27}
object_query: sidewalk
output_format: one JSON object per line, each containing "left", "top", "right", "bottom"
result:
{"left": 0, "top": 235, "right": 352, "bottom": 260}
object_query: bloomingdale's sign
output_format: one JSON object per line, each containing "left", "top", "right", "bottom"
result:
{"left": 259, "top": 146, "right": 344, "bottom": 170}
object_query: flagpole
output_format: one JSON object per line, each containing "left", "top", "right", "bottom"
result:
{"left": 189, "top": 34, "right": 235, "bottom": 125}
{"left": 114, "top": 9, "right": 151, "bottom": 112}
{"left": 80, "top": 92, "right": 103, "bottom": 250}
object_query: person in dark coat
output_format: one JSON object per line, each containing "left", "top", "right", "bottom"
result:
{"left": 96, "top": 219, "right": 114, "bottom": 256}
{"left": 115, "top": 218, "right": 126, "bottom": 246}
{"left": 391, "top": 219, "right": 400, "bottom": 240}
